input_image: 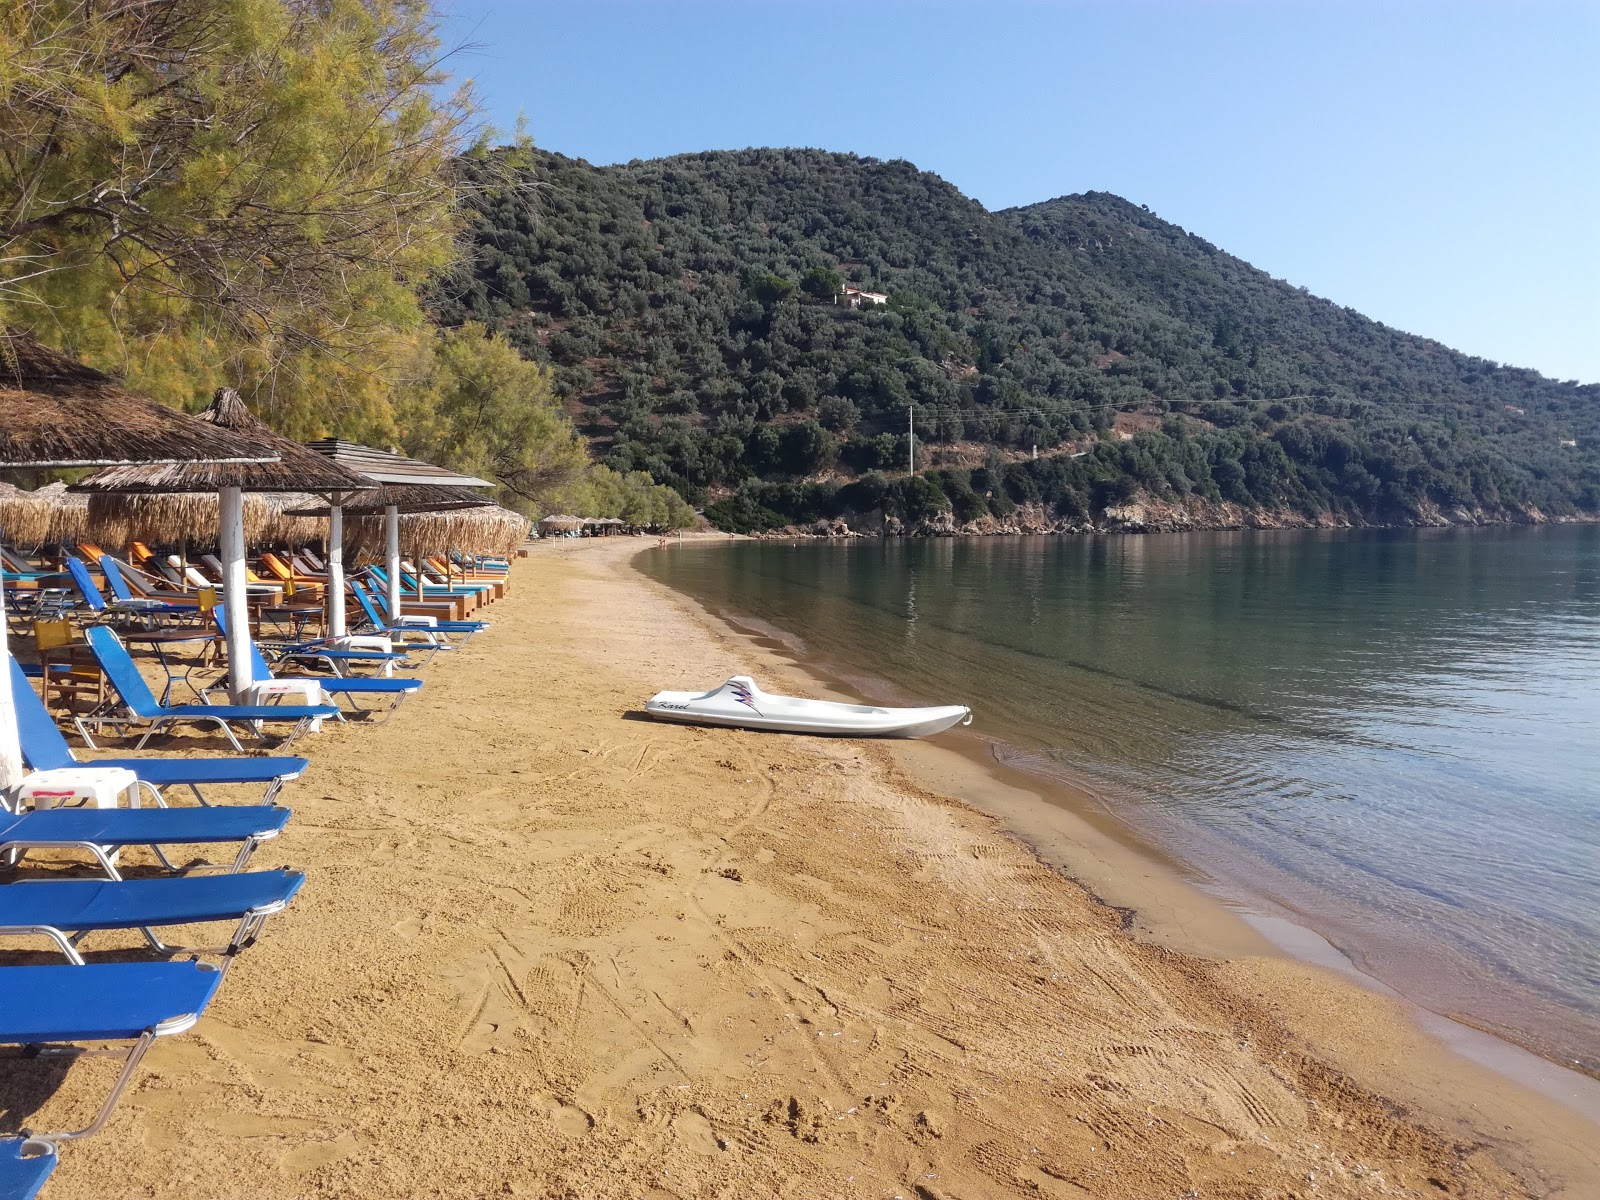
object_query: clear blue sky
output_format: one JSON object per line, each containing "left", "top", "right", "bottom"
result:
{"left": 437, "top": 1, "right": 1599, "bottom": 383}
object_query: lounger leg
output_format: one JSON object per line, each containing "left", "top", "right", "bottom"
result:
{"left": 0, "top": 926, "right": 86, "bottom": 964}
{"left": 32, "top": 1029, "right": 158, "bottom": 1143}
{"left": 11, "top": 841, "right": 132, "bottom": 881}
{"left": 229, "top": 835, "right": 264, "bottom": 874}
{"left": 189, "top": 783, "right": 211, "bottom": 807}
{"left": 210, "top": 718, "right": 245, "bottom": 753}
{"left": 149, "top": 843, "right": 183, "bottom": 872}
{"left": 372, "top": 691, "right": 408, "bottom": 724}
{"left": 217, "top": 909, "right": 276, "bottom": 980}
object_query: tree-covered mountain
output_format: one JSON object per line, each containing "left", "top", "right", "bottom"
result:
{"left": 433, "top": 147, "right": 1598, "bottom": 531}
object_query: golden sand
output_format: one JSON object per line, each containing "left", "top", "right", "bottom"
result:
{"left": 8, "top": 536, "right": 1599, "bottom": 1198}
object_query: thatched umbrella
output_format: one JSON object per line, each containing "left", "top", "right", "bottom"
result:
{"left": 73, "top": 389, "right": 372, "bottom": 701}
{"left": 343, "top": 503, "right": 528, "bottom": 560}
{"left": 36, "top": 482, "right": 89, "bottom": 548}
{"left": 0, "top": 331, "right": 276, "bottom": 789}
{"left": 85, "top": 491, "right": 323, "bottom": 553}
{"left": 304, "top": 440, "right": 492, "bottom": 624}
{"left": 0, "top": 480, "right": 93, "bottom": 551}
{"left": 288, "top": 483, "right": 499, "bottom": 604}
{"left": 0, "top": 482, "right": 52, "bottom": 548}
{"left": 0, "top": 333, "right": 276, "bottom": 467}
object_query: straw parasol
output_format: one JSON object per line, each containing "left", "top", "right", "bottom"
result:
{"left": 304, "top": 440, "right": 493, "bottom": 624}
{"left": 0, "top": 482, "right": 52, "bottom": 547}
{"left": 36, "top": 482, "right": 90, "bottom": 547}
{"left": 0, "top": 331, "right": 277, "bottom": 467}
{"left": 0, "top": 478, "right": 93, "bottom": 549}
{"left": 288, "top": 481, "right": 503, "bottom": 603}
{"left": 73, "top": 388, "right": 373, "bottom": 700}
{"left": 285, "top": 484, "right": 492, "bottom": 518}
{"left": 0, "top": 332, "right": 277, "bottom": 789}
{"left": 85, "top": 491, "right": 324, "bottom": 551}
{"left": 346, "top": 504, "right": 529, "bottom": 560}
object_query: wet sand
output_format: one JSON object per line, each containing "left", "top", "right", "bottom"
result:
{"left": 10, "top": 535, "right": 1599, "bottom": 1198}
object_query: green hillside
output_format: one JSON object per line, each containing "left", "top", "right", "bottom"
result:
{"left": 432, "top": 147, "right": 1598, "bottom": 531}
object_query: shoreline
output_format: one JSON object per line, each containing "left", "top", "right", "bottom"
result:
{"left": 627, "top": 533, "right": 1600, "bottom": 1192}
{"left": 735, "top": 506, "right": 1600, "bottom": 540}
{"left": 666, "top": 539, "right": 1600, "bottom": 1081}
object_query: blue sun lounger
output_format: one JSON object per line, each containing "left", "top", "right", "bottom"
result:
{"left": 0, "top": 1137, "right": 54, "bottom": 1200}
{"left": 366, "top": 564, "right": 492, "bottom": 607}
{"left": 263, "top": 635, "right": 414, "bottom": 676}
{"left": 352, "top": 579, "right": 486, "bottom": 643}
{"left": 209, "top": 611, "right": 421, "bottom": 717}
{"left": 63, "top": 556, "right": 186, "bottom": 628}
{"left": 0, "top": 805, "right": 291, "bottom": 877}
{"left": 12, "top": 657, "right": 307, "bottom": 806}
{"left": 0, "top": 960, "right": 222, "bottom": 1163}
{"left": 0, "top": 868, "right": 302, "bottom": 976}
{"left": 81, "top": 625, "right": 338, "bottom": 750}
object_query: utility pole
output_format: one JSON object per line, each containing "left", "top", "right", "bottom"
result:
{"left": 908, "top": 405, "right": 915, "bottom": 476}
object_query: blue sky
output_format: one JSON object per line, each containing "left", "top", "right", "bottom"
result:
{"left": 437, "top": 1, "right": 1598, "bottom": 383}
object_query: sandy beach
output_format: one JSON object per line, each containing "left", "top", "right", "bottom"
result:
{"left": 10, "top": 535, "right": 1599, "bottom": 1199}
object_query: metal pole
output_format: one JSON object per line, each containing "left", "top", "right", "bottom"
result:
{"left": 385, "top": 503, "right": 401, "bottom": 621}
{"left": 327, "top": 501, "right": 346, "bottom": 639}
{"left": 218, "top": 485, "right": 252, "bottom": 702}
{"left": 0, "top": 559, "right": 23, "bottom": 792}
{"left": 908, "top": 405, "right": 915, "bottom": 476}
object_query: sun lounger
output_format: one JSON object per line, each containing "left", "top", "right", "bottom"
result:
{"left": 99, "top": 557, "right": 200, "bottom": 616}
{"left": 0, "top": 804, "right": 291, "bottom": 876}
{"left": 63, "top": 557, "right": 172, "bottom": 628}
{"left": 413, "top": 558, "right": 504, "bottom": 600}
{"left": 0, "top": 960, "right": 222, "bottom": 1150}
{"left": 170, "top": 557, "right": 218, "bottom": 590}
{"left": 359, "top": 571, "right": 470, "bottom": 622}
{"left": 0, "top": 548, "right": 55, "bottom": 581}
{"left": 12, "top": 658, "right": 307, "bottom": 806}
{"left": 261, "top": 635, "right": 413, "bottom": 677}
{"left": 0, "top": 868, "right": 302, "bottom": 975}
{"left": 397, "top": 561, "right": 496, "bottom": 603}
{"left": 365, "top": 565, "right": 484, "bottom": 615}
{"left": 81, "top": 626, "right": 338, "bottom": 751}
{"left": 0, "top": 1137, "right": 55, "bottom": 1200}
{"left": 352, "top": 580, "right": 485, "bottom": 644}
{"left": 258, "top": 553, "right": 325, "bottom": 597}
{"left": 198, "top": 554, "right": 282, "bottom": 599}
{"left": 210, "top": 611, "right": 420, "bottom": 717}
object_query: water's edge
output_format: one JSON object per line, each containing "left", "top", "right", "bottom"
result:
{"left": 631, "top": 540, "right": 1600, "bottom": 1125}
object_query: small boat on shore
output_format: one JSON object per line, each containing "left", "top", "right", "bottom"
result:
{"left": 644, "top": 675, "right": 972, "bottom": 738}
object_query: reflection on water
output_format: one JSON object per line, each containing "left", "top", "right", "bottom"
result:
{"left": 644, "top": 526, "right": 1600, "bottom": 1070}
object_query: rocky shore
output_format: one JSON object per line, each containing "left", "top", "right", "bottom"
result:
{"left": 756, "top": 496, "right": 1595, "bottom": 538}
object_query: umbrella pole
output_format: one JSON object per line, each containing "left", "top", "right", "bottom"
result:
{"left": 219, "top": 485, "right": 253, "bottom": 702}
{"left": 385, "top": 503, "right": 401, "bottom": 621}
{"left": 327, "top": 501, "right": 346, "bottom": 640}
{"left": 0, "top": 559, "right": 22, "bottom": 791}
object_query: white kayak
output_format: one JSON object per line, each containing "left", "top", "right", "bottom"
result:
{"left": 644, "top": 675, "right": 972, "bottom": 738}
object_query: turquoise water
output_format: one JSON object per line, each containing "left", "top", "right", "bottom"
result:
{"left": 643, "top": 526, "right": 1600, "bottom": 1070}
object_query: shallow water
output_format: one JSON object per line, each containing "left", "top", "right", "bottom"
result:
{"left": 643, "top": 526, "right": 1600, "bottom": 1071}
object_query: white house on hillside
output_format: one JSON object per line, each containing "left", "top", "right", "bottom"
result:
{"left": 839, "top": 287, "right": 889, "bottom": 309}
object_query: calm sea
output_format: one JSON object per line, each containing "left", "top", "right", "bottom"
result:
{"left": 642, "top": 526, "right": 1600, "bottom": 1072}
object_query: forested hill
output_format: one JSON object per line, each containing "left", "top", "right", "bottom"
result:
{"left": 433, "top": 147, "right": 1598, "bottom": 531}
